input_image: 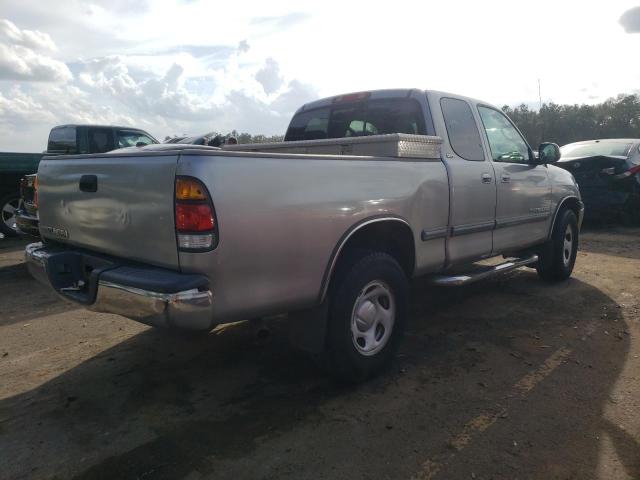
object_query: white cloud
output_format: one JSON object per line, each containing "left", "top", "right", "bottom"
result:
{"left": 0, "top": 84, "right": 136, "bottom": 128}
{"left": 0, "top": 18, "right": 71, "bottom": 82}
{"left": 620, "top": 6, "right": 640, "bottom": 33}
{"left": 0, "top": 43, "right": 72, "bottom": 82}
{"left": 237, "top": 40, "right": 250, "bottom": 54}
{"left": 77, "top": 56, "right": 137, "bottom": 93}
{"left": 271, "top": 79, "right": 317, "bottom": 114}
{"left": 0, "top": 18, "right": 56, "bottom": 51}
{"left": 34, "top": 53, "right": 316, "bottom": 140}
{"left": 0, "top": 87, "right": 54, "bottom": 124}
{"left": 255, "top": 57, "right": 284, "bottom": 95}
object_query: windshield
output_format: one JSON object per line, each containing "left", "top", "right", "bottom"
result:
{"left": 177, "top": 136, "right": 198, "bottom": 144}
{"left": 560, "top": 141, "right": 633, "bottom": 159}
{"left": 116, "top": 130, "right": 157, "bottom": 148}
{"left": 177, "top": 132, "right": 216, "bottom": 145}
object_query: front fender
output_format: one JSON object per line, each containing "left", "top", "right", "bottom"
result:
{"left": 547, "top": 164, "right": 583, "bottom": 238}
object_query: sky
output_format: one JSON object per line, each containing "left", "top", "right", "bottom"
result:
{"left": 1, "top": 0, "right": 640, "bottom": 152}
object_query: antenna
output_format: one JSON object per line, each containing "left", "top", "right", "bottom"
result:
{"left": 538, "top": 79, "right": 542, "bottom": 110}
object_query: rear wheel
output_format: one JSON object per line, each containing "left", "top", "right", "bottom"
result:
{"left": 536, "top": 209, "right": 578, "bottom": 281}
{"left": 0, "top": 194, "right": 20, "bottom": 237}
{"left": 325, "top": 250, "right": 408, "bottom": 382}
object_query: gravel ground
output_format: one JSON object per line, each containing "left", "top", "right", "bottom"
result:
{"left": 0, "top": 228, "right": 639, "bottom": 480}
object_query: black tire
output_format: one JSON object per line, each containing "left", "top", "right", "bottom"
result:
{"left": 0, "top": 193, "right": 20, "bottom": 237}
{"left": 536, "top": 209, "right": 578, "bottom": 281}
{"left": 325, "top": 250, "right": 409, "bottom": 382}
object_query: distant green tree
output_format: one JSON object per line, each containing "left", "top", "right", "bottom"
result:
{"left": 504, "top": 93, "right": 640, "bottom": 147}
{"left": 228, "top": 132, "right": 284, "bottom": 144}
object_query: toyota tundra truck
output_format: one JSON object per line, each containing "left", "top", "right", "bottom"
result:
{"left": 25, "top": 89, "right": 583, "bottom": 381}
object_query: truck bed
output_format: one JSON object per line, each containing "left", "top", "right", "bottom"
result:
{"left": 0, "top": 152, "right": 43, "bottom": 174}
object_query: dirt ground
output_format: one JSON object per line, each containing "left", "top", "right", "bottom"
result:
{"left": 1, "top": 228, "right": 639, "bottom": 480}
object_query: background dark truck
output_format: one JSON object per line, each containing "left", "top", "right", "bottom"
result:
{"left": 14, "top": 124, "right": 158, "bottom": 237}
{"left": 0, "top": 152, "right": 42, "bottom": 237}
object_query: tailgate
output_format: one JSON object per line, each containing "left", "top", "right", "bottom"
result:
{"left": 37, "top": 153, "right": 180, "bottom": 269}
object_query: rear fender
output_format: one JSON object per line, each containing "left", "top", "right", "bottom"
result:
{"left": 318, "top": 216, "right": 414, "bottom": 303}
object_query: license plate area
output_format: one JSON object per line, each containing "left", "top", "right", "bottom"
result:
{"left": 45, "top": 251, "right": 116, "bottom": 305}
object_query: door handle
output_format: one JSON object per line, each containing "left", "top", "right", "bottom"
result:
{"left": 79, "top": 175, "right": 98, "bottom": 192}
{"left": 501, "top": 174, "right": 511, "bottom": 183}
{"left": 481, "top": 173, "right": 493, "bottom": 184}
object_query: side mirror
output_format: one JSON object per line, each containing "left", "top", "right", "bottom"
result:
{"left": 537, "top": 142, "right": 561, "bottom": 164}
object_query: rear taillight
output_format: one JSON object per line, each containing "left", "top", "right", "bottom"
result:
{"left": 176, "top": 204, "right": 213, "bottom": 231}
{"left": 614, "top": 164, "right": 640, "bottom": 179}
{"left": 175, "top": 177, "right": 217, "bottom": 251}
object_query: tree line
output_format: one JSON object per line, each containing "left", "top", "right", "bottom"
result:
{"left": 164, "top": 131, "right": 284, "bottom": 144}
{"left": 502, "top": 93, "right": 640, "bottom": 147}
{"left": 229, "top": 131, "right": 285, "bottom": 144}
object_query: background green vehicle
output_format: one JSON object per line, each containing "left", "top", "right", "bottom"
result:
{"left": 0, "top": 152, "right": 42, "bottom": 237}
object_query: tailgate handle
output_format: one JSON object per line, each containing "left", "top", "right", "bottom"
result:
{"left": 79, "top": 175, "right": 98, "bottom": 192}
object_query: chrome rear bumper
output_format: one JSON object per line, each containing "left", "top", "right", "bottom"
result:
{"left": 15, "top": 209, "right": 40, "bottom": 237}
{"left": 26, "top": 242, "right": 214, "bottom": 330}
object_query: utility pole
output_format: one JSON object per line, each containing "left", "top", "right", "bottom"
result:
{"left": 538, "top": 78, "right": 544, "bottom": 144}
{"left": 538, "top": 78, "right": 542, "bottom": 111}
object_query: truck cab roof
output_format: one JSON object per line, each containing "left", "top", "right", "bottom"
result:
{"left": 295, "top": 89, "right": 489, "bottom": 113}
{"left": 51, "top": 124, "right": 151, "bottom": 131}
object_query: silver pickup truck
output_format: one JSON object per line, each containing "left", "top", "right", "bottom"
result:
{"left": 26, "top": 89, "right": 583, "bottom": 381}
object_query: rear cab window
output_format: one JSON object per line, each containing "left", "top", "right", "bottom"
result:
{"left": 47, "top": 126, "right": 78, "bottom": 154}
{"left": 440, "top": 98, "right": 485, "bottom": 161}
{"left": 286, "top": 108, "right": 330, "bottom": 141}
{"left": 88, "top": 128, "right": 115, "bottom": 153}
{"left": 285, "top": 98, "right": 427, "bottom": 141}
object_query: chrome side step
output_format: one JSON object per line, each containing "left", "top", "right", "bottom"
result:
{"left": 429, "top": 254, "right": 538, "bottom": 287}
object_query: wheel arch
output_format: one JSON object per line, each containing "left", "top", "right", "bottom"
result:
{"left": 318, "top": 216, "right": 415, "bottom": 303}
{"left": 548, "top": 196, "right": 583, "bottom": 240}
{"left": 0, "top": 190, "right": 22, "bottom": 236}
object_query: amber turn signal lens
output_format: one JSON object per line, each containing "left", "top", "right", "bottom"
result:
{"left": 176, "top": 178, "right": 207, "bottom": 200}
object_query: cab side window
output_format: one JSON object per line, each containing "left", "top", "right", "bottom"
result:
{"left": 477, "top": 106, "right": 530, "bottom": 164}
{"left": 88, "top": 128, "right": 115, "bottom": 153}
{"left": 440, "top": 98, "right": 485, "bottom": 161}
